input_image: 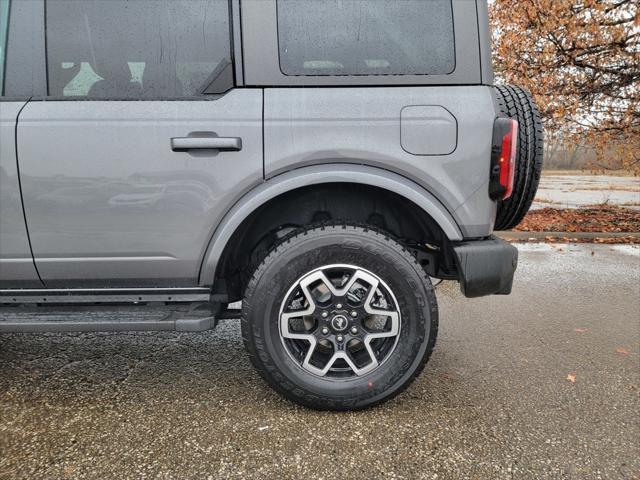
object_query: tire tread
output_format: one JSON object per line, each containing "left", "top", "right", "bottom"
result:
{"left": 494, "top": 85, "right": 544, "bottom": 230}
{"left": 241, "top": 223, "right": 439, "bottom": 410}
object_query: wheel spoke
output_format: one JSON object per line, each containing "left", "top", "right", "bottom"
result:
{"left": 361, "top": 321, "right": 397, "bottom": 367}
{"left": 360, "top": 274, "right": 399, "bottom": 371}
{"left": 280, "top": 279, "right": 317, "bottom": 362}
{"left": 304, "top": 349, "right": 374, "bottom": 377}
{"left": 301, "top": 268, "right": 380, "bottom": 300}
{"left": 299, "top": 270, "right": 336, "bottom": 296}
{"left": 347, "top": 269, "right": 379, "bottom": 301}
{"left": 363, "top": 272, "right": 400, "bottom": 331}
{"left": 279, "top": 279, "right": 315, "bottom": 340}
{"left": 363, "top": 308, "right": 400, "bottom": 334}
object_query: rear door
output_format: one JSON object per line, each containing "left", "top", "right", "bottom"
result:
{"left": 16, "top": 0, "right": 263, "bottom": 287}
{"left": 0, "top": 0, "right": 43, "bottom": 287}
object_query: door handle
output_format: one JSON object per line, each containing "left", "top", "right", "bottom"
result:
{"left": 171, "top": 136, "right": 242, "bottom": 152}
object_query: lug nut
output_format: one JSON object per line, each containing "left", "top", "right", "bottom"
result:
{"left": 336, "top": 303, "right": 343, "bottom": 309}
{"left": 321, "top": 311, "right": 328, "bottom": 318}
{"left": 350, "top": 326, "right": 358, "bottom": 335}
{"left": 350, "top": 310, "right": 357, "bottom": 317}
{"left": 321, "top": 327, "right": 329, "bottom": 335}
{"left": 336, "top": 335, "right": 344, "bottom": 343}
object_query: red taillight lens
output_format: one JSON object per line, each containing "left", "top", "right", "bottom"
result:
{"left": 489, "top": 118, "right": 519, "bottom": 201}
{"left": 499, "top": 120, "right": 518, "bottom": 200}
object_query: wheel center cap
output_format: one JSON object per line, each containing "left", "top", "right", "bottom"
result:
{"left": 331, "top": 314, "right": 348, "bottom": 332}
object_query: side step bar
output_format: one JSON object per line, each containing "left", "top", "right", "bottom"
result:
{"left": 0, "top": 287, "right": 211, "bottom": 304}
{"left": 0, "top": 303, "right": 217, "bottom": 333}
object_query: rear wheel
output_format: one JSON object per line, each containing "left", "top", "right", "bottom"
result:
{"left": 242, "top": 224, "right": 438, "bottom": 410}
{"left": 494, "top": 85, "right": 544, "bottom": 230}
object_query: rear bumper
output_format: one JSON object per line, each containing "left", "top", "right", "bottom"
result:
{"left": 452, "top": 236, "right": 518, "bottom": 298}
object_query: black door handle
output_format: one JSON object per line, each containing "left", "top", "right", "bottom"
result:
{"left": 171, "top": 136, "right": 242, "bottom": 152}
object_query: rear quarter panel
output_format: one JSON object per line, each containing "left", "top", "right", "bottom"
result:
{"left": 264, "top": 86, "right": 498, "bottom": 238}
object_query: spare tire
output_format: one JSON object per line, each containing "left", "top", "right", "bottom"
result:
{"left": 494, "top": 85, "right": 544, "bottom": 230}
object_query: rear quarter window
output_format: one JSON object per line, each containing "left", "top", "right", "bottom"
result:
{"left": 276, "top": 0, "right": 455, "bottom": 76}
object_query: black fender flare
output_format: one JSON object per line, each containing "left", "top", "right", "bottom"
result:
{"left": 197, "top": 164, "right": 463, "bottom": 286}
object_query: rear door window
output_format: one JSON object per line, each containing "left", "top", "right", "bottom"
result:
{"left": 45, "top": 0, "right": 232, "bottom": 98}
{"left": 277, "top": 0, "right": 455, "bottom": 76}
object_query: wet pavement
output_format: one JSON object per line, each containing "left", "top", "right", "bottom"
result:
{"left": 1, "top": 244, "right": 639, "bottom": 479}
{"left": 534, "top": 174, "right": 640, "bottom": 209}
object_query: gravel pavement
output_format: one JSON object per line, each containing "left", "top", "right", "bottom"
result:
{"left": 1, "top": 244, "right": 639, "bottom": 479}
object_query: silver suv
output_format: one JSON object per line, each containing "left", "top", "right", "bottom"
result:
{"left": 0, "top": 0, "right": 542, "bottom": 409}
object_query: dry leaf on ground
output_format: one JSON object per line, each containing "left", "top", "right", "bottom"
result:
{"left": 516, "top": 207, "right": 640, "bottom": 234}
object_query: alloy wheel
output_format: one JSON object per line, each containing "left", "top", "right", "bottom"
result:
{"left": 278, "top": 264, "right": 401, "bottom": 378}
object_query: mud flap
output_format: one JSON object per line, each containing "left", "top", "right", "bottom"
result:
{"left": 452, "top": 236, "right": 518, "bottom": 298}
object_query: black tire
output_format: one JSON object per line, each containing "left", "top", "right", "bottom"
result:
{"left": 494, "top": 85, "right": 544, "bottom": 230}
{"left": 242, "top": 224, "right": 438, "bottom": 410}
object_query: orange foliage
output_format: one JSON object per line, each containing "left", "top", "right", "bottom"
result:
{"left": 490, "top": 0, "right": 639, "bottom": 172}
{"left": 515, "top": 206, "right": 640, "bottom": 232}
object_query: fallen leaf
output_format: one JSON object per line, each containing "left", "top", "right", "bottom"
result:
{"left": 616, "top": 347, "right": 630, "bottom": 355}
{"left": 515, "top": 206, "right": 640, "bottom": 234}
{"left": 63, "top": 465, "right": 76, "bottom": 478}
{"left": 566, "top": 374, "right": 576, "bottom": 383}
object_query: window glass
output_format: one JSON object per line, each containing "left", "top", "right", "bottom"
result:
{"left": 46, "top": 0, "right": 232, "bottom": 98}
{"left": 0, "top": 0, "right": 9, "bottom": 94}
{"left": 277, "top": 0, "right": 455, "bottom": 76}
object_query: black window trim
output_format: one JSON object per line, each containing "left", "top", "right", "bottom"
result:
{"left": 0, "top": 0, "right": 46, "bottom": 101}
{"left": 241, "top": 0, "right": 480, "bottom": 87}
{"left": 0, "top": 0, "right": 11, "bottom": 96}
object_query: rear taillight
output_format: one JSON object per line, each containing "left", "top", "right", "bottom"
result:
{"left": 489, "top": 118, "right": 518, "bottom": 201}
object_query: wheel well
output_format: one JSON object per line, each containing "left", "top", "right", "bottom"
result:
{"left": 215, "top": 183, "right": 458, "bottom": 301}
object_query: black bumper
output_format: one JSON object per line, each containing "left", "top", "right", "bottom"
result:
{"left": 452, "top": 236, "right": 518, "bottom": 298}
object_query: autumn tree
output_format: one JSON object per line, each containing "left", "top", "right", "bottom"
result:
{"left": 490, "top": 0, "right": 639, "bottom": 171}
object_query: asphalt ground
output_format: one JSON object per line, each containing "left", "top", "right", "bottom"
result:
{"left": 533, "top": 174, "right": 639, "bottom": 210}
{"left": 1, "top": 243, "right": 639, "bottom": 479}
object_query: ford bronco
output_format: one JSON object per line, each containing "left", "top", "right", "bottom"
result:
{"left": 0, "top": 0, "right": 543, "bottom": 409}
